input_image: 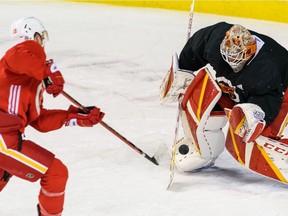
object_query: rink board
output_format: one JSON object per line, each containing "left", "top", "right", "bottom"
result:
{"left": 66, "top": 0, "right": 288, "bottom": 23}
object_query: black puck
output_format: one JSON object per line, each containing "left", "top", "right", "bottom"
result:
{"left": 178, "top": 144, "right": 189, "bottom": 155}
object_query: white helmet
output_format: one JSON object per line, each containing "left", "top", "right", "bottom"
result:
{"left": 11, "top": 17, "right": 49, "bottom": 46}
{"left": 220, "top": 24, "right": 256, "bottom": 73}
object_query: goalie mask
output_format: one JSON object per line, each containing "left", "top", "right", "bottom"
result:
{"left": 11, "top": 17, "right": 49, "bottom": 47}
{"left": 220, "top": 24, "right": 256, "bottom": 73}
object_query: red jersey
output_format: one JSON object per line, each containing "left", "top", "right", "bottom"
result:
{"left": 0, "top": 40, "right": 67, "bottom": 133}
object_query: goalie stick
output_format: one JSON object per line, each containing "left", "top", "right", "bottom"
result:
{"left": 61, "top": 90, "right": 165, "bottom": 166}
{"left": 167, "top": 96, "right": 183, "bottom": 189}
{"left": 167, "top": 0, "right": 196, "bottom": 189}
{"left": 186, "top": 0, "right": 195, "bottom": 41}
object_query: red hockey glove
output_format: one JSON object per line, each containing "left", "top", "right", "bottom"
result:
{"left": 226, "top": 103, "right": 266, "bottom": 143}
{"left": 65, "top": 105, "right": 105, "bottom": 127}
{"left": 45, "top": 59, "right": 65, "bottom": 97}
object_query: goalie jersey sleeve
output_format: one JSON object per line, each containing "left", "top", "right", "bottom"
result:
{"left": 178, "top": 22, "right": 288, "bottom": 124}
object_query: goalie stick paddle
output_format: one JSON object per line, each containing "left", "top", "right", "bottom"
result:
{"left": 61, "top": 90, "right": 162, "bottom": 166}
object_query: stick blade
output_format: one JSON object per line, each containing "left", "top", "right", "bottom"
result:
{"left": 153, "top": 144, "right": 170, "bottom": 165}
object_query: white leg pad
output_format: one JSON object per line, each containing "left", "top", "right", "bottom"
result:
{"left": 175, "top": 114, "right": 226, "bottom": 172}
{"left": 175, "top": 137, "right": 215, "bottom": 172}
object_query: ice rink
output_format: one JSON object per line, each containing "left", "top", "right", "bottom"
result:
{"left": 0, "top": 1, "right": 288, "bottom": 215}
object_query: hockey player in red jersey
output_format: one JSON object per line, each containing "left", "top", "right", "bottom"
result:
{"left": 160, "top": 22, "right": 288, "bottom": 183}
{"left": 0, "top": 17, "right": 105, "bottom": 215}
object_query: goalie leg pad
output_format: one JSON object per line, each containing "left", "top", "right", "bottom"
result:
{"left": 175, "top": 137, "right": 215, "bottom": 172}
{"left": 226, "top": 133, "right": 288, "bottom": 184}
{"left": 203, "top": 113, "right": 227, "bottom": 158}
{"left": 175, "top": 111, "right": 227, "bottom": 172}
{"left": 174, "top": 67, "right": 227, "bottom": 172}
{"left": 182, "top": 67, "right": 224, "bottom": 159}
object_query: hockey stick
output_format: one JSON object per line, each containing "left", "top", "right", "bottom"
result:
{"left": 167, "top": 96, "right": 183, "bottom": 189}
{"left": 167, "top": 0, "right": 196, "bottom": 189}
{"left": 61, "top": 90, "right": 162, "bottom": 166}
{"left": 187, "top": 0, "right": 195, "bottom": 41}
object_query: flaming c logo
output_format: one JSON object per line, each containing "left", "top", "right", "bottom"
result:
{"left": 218, "top": 82, "right": 236, "bottom": 99}
{"left": 216, "top": 76, "right": 240, "bottom": 103}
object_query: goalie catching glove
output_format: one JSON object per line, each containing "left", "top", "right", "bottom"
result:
{"left": 160, "top": 52, "right": 194, "bottom": 104}
{"left": 226, "top": 103, "right": 266, "bottom": 143}
{"left": 65, "top": 105, "right": 105, "bottom": 127}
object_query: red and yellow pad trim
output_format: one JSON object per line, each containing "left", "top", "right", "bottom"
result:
{"left": 255, "top": 144, "right": 288, "bottom": 183}
{"left": 182, "top": 68, "right": 221, "bottom": 156}
{"left": 225, "top": 124, "right": 288, "bottom": 184}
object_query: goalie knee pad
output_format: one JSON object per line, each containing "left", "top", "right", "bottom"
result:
{"left": 202, "top": 113, "right": 227, "bottom": 158}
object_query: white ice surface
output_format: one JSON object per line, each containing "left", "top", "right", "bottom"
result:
{"left": 0, "top": 1, "right": 288, "bottom": 216}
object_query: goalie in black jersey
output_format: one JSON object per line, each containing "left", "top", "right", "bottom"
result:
{"left": 160, "top": 22, "right": 288, "bottom": 183}
{"left": 179, "top": 22, "right": 288, "bottom": 131}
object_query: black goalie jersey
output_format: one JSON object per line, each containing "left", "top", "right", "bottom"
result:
{"left": 179, "top": 22, "right": 288, "bottom": 124}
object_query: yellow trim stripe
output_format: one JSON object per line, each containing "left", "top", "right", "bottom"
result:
{"left": 0, "top": 137, "right": 48, "bottom": 174}
{"left": 234, "top": 116, "right": 246, "bottom": 135}
{"left": 229, "top": 125, "right": 245, "bottom": 165}
{"left": 196, "top": 73, "right": 208, "bottom": 121}
{"left": 256, "top": 144, "right": 288, "bottom": 183}
{"left": 186, "top": 102, "right": 201, "bottom": 155}
{"left": 227, "top": 111, "right": 244, "bottom": 165}
{"left": 277, "top": 113, "right": 288, "bottom": 138}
